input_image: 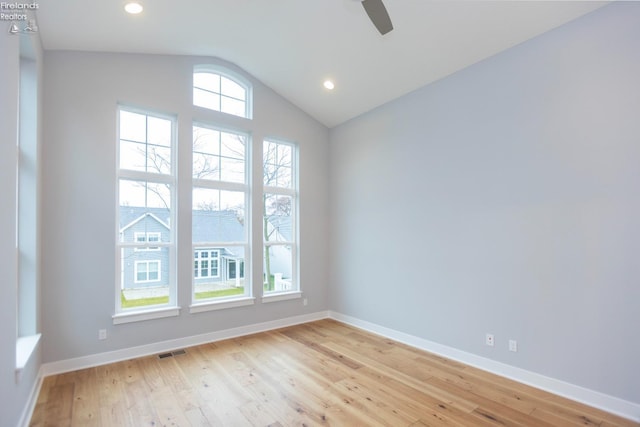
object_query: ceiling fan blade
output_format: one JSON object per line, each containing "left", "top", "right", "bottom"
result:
{"left": 361, "top": 0, "right": 393, "bottom": 35}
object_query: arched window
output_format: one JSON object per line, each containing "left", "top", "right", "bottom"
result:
{"left": 193, "top": 66, "right": 252, "bottom": 119}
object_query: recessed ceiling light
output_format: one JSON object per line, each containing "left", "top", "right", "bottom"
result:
{"left": 323, "top": 80, "right": 335, "bottom": 90}
{"left": 124, "top": 2, "right": 143, "bottom": 14}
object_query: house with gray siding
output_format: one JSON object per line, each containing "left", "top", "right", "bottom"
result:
{"left": 118, "top": 207, "right": 291, "bottom": 291}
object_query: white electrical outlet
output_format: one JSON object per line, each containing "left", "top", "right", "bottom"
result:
{"left": 303, "top": 298, "right": 308, "bottom": 306}
{"left": 98, "top": 329, "right": 107, "bottom": 340}
{"left": 509, "top": 340, "right": 518, "bottom": 352}
{"left": 485, "top": 333, "right": 494, "bottom": 347}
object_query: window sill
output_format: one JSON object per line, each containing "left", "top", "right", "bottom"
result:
{"left": 16, "top": 333, "right": 41, "bottom": 372}
{"left": 261, "top": 291, "right": 302, "bottom": 304}
{"left": 189, "top": 296, "right": 255, "bottom": 314}
{"left": 113, "top": 306, "right": 181, "bottom": 325}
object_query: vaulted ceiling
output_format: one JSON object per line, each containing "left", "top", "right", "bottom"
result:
{"left": 35, "top": 0, "right": 606, "bottom": 127}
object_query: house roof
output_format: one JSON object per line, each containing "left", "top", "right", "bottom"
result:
{"left": 119, "top": 211, "right": 170, "bottom": 233}
{"left": 120, "top": 206, "right": 245, "bottom": 244}
{"left": 192, "top": 210, "right": 245, "bottom": 243}
{"left": 120, "top": 207, "right": 291, "bottom": 252}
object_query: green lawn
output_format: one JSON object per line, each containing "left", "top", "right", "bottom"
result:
{"left": 121, "top": 287, "right": 245, "bottom": 308}
{"left": 120, "top": 293, "right": 169, "bottom": 309}
{"left": 194, "top": 287, "right": 244, "bottom": 299}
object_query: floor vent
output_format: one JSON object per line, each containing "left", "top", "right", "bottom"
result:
{"left": 157, "top": 349, "right": 187, "bottom": 359}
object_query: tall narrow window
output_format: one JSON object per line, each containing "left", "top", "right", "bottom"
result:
{"left": 193, "top": 66, "right": 252, "bottom": 119}
{"left": 16, "top": 38, "right": 41, "bottom": 370}
{"left": 263, "top": 140, "right": 298, "bottom": 295}
{"left": 117, "top": 108, "right": 176, "bottom": 313}
{"left": 192, "top": 124, "right": 250, "bottom": 306}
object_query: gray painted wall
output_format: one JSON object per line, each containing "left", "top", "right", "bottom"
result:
{"left": 0, "top": 33, "right": 43, "bottom": 427}
{"left": 329, "top": 3, "right": 640, "bottom": 404}
{"left": 41, "top": 52, "right": 329, "bottom": 362}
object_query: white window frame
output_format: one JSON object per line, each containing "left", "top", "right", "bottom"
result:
{"left": 115, "top": 106, "right": 178, "bottom": 320}
{"left": 134, "top": 260, "right": 161, "bottom": 283}
{"left": 190, "top": 122, "right": 252, "bottom": 312}
{"left": 193, "top": 65, "right": 253, "bottom": 119}
{"left": 262, "top": 139, "right": 299, "bottom": 301}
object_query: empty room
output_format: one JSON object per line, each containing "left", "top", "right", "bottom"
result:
{"left": 1, "top": 1, "right": 639, "bottom": 426}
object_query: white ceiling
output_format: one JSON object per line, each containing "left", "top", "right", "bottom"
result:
{"left": 34, "top": 0, "right": 606, "bottom": 128}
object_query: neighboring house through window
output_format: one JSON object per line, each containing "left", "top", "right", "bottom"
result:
{"left": 135, "top": 232, "right": 161, "bottom": 250}
{"left": 116, "top": 107, "right": 176, "bottom": 314}
{"left": 194, "top": 249, "right": 220, "bottom": 278}
{"left": 192, "top": 123, "right": 249, "bottom": 305}
{"left": 135, "top": 260, "right": 161, "bottom": 283}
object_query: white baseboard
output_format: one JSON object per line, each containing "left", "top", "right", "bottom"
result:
{"left": 34, "top": 309, "right": 640, "bottom": 423}
{"left": 17, "top": 373, "right": 44, "bottom": 427}
{"left": 40, "top": 311, "right": 329, "bottom": 377}
{"left": 328, "top": 310, "right": 640, "bottom": 423}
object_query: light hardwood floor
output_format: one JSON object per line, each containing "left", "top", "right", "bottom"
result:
{"left": 30, "top": 319, "right": 638, "bottom": 426}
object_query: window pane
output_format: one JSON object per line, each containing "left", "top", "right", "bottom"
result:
{"left": 193, "top": 127, "right": 246, "bottom": 184}
{"left": 192, "top": 188, "right": 245, "bottom": 243}
{"left": 277, "top": 144, "right": 292, "bottom": 168}
{"left": 147, "top": 116, "right": 172, "bottom": 148}
{"left": 276, "top": 167, "right": 292, "bottom": 188}
{"left": 193, "top": 88, "right": 220, "bottom": 111}
{"left": 221, "top": 76, "right": 245, "bottom": 101}
{"left": 194, "top": 72, "right": 220, "bottom": 92}
{"left": 220, "top": 131, "right": 245, "bottom": 159}
{"left": 120, "top": 179, "right": 171, "bottom": 211}
{"left": 119, "top": 140, "right": 147, "bottom": 172}
{"left": 146, "top": 146, "right": 172, "bottom": 175}
{"left": 193, "top": 153, "right": 219, "bottom": 180}
{"left": 220, "top": 157, "right": 244, "bottom": 183}
{"left": 120, "top": 143, "right": 171, "bottom": 175}
{"left": 193, "top": 126, "right": 220, "bottom": 155}
{"left": 264, "top": 193, "right": 293, "bottom": 242}
{"left": 264, "top": 141, "right": 276, "bottom": 165}
{"left": 119, "top": 110, "right": 146, "bottom": 142}
{"left": 119, "top": 179, "right": 172, "bottom": 235}
{"left": 264, "top": 140, "right": 293, "bottom": 188}
{"left": 221, "top": 97, "right": 246, "bottom": 118}
{"left": 120, "top": 111, "right": 172, "bottom": 175}
{"left": 193, "top": 126, "right": 220, "bottom": 180}
{"left": 263, "top": 245, "right": 292, "bottom": 293}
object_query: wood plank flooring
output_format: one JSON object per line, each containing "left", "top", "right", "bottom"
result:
{"left": 30, "top": 319, "right": 638, "bottom": 426}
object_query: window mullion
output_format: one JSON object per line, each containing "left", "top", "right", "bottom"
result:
{"left": 193, "top": 178, "right": 247, "bottom": 192}
{"left": 119, "top": 169, "right": 174, "bottom": 184}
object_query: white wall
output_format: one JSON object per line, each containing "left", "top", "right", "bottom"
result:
{"left": 329, "top": 2, "right": 640, "bottom": 405}
{"left": 0, "top": 32, "right": 43, "bottom": 427}
{"left": 41, "top": 52, "right": 329, "bottom": 362}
